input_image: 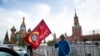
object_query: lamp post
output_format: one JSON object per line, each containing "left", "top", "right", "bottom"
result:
{"left": 93, "top": 30, "right": 95, "bottom": 41}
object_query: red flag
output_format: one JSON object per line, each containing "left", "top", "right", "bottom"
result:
{"left": 24, "top": 19, "right": 51, "bottom": 49}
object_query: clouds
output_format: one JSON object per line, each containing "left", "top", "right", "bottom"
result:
{"left": 0, "top": 7, "right": 30, "bottom": 41}
{"left": 76, "top": 0, "right": 100, "bottom": 11}
{"left": 0, "top": 0, "right": 100, "bottom": 41}
{"left": 30, "top": 3, "right": 51, "bottom": 19}
{"left": 0, "top": 3, "right": 52, "bottom": 41}
{"left": 74, "top": 0, "right": 100, "bottom": 35}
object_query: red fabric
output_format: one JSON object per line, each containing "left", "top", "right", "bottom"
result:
{"left": 24, "top": 19, "right": 51, "bottom": 49}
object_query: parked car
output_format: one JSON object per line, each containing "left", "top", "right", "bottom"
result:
{"left": 0, "top": 44, "right": 20, "bottom": 56}
{"left": 5, "top": 44, "right": 28, "bottom": 56}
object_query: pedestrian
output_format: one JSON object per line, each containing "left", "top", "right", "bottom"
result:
{"left": 27, "top": 44, "right": 33, "bottom": 56}
{"left": 54, "top": 34, "right": 71, "bottom": 56}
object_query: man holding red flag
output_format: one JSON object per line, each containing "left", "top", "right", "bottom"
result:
{"left": 24, "top": 19, "right": 51, "bottom": 49}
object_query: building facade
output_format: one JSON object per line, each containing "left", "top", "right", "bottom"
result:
{"left": 3, "top": 11, "right": 100, "bottom": 45}
{"left": 3, "top": 17, "right": 31, "bottom": 46}
{"left": 66, "top": 11, "right": 100, "bottom": 42}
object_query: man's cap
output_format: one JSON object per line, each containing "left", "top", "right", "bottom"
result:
{"left": 60, "top": 34, "right": 65, "bottom": 38}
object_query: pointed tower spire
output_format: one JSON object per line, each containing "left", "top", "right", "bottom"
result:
{"left": 3, "top": 30, "right": 10, "bottom": 44}
{"left": 53, "top": 33, "right": 56, "bottom": 41}
{"left": 74, "top": 9, "right": 79, "bottom": 26}
{"left": 72, "top": 9, "right": 82, "bottom": 41}
{"left": 20, "top": 17, "right": 26, "bottom": 32}
{"left": 19, "top": 17, "right": 26, "bottom": 46}
{"left": 43, "top": 39, "right": 46, "bottom": 43}
{"left": 65, "top": 32, "right": 67, "bottom": 37}
{"left": 21, "top": 17, "right": 26, "bottom": 27}
{"left": 75, "top": 9, "right": 77, "bottom": 17}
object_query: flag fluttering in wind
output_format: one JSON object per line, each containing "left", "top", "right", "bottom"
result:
{"left": 24, "top": 19, "right": 51, "bottom": 49}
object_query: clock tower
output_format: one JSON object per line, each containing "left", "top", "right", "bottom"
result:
{"left": 72, "top": 10, "right": 82, "bottom": 42}
{"left": 20, "top": 17, "right": 26, "bottom": 37}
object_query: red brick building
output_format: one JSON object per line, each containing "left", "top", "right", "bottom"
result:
{"left": 3, "top": 17, "right": 31, "bottom": 46}
{"left": 66, "top": 11, "right": 100, "bottom": 42}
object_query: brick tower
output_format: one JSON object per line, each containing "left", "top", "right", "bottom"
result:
{"left": 72, "top": 10, "right": 82, "bottom": 42}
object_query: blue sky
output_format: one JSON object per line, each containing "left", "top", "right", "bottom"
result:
{"left": 0, "top": 0, "right": 100, "bottom": 42}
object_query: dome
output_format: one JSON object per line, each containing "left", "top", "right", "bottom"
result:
{"left": 11, "top": 26, "right": 16, "bottom": 31}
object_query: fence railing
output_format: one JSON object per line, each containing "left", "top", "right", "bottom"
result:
{"left": 33, "top": 41, "right": 100, "bottom": 56}
{"left": 70, "top": 44, "right": 100, "bottom": 56}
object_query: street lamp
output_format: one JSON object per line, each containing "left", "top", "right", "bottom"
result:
{"left": 93, "top": 30, "right": 95, "bottom": 41}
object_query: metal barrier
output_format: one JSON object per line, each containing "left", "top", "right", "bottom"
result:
{"left": 70, "top": 43, "right": 100, "bottom": 56}
{"left": 33, "top": 41, "right": 100, "bottom": 56}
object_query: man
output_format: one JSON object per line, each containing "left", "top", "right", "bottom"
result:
{"left": 27, "top": 44, "right": 33, "bottom": 56}
{"left": 54, "top": 34, "right": 71, "bottom": 56}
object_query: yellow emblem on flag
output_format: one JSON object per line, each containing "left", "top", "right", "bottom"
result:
{"left": 29, "top": 32, "right": 39, "bottom": 42}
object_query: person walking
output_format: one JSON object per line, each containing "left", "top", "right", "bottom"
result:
{"left": 54, "top": 34, "right": 71, "bottom": 56}
{"left": 27, "top": 44, "right": 33, "bottom": 56}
